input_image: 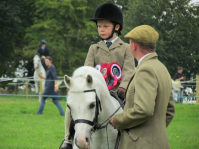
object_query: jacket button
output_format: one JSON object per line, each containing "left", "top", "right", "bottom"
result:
{"left": 107, "top": 53, "right": 109, "bottom": 56}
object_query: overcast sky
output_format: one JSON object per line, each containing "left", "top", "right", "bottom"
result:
{"left": 190, "top": 0, "right": 199, "bottom": 3}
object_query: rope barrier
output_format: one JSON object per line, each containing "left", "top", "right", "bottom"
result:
{"left": 0, "top": 94, "right": 68, "bottom": 98}
{"left": 0, "top": 76, "right": 64, "bottom": 81}
{"left": 5, "top": 79, "right": 63, "bottom": 82}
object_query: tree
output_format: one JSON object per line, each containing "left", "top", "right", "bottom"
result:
{"left": 23, "top": 0, "right": 107, "bottom": 76}
{"left": 0, "top": 0, "right": 21, "bottom": 76}
{"left": 123, "top": 0, "right": 199, "bottom": 79}
{"left": 0, "top": 0, "right": 34, "bottom": 77}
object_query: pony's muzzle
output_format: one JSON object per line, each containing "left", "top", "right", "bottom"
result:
{"left": 75, "top": 135, "right": 91, "bottom": 149}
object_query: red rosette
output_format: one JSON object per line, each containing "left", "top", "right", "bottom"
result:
{"left": 108, "top": 62, "right": 122, "bottom": 90}
{"left": 100, "top": 63, "right": 110, "bottom": 84}
{"left": 109, "top": 62, "right": 122, "bottom": 80}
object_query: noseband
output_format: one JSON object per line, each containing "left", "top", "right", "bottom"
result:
{"left": 70, "top": 89, "right": 102, "bottom": 131}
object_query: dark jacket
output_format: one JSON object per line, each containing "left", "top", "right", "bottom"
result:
{"left": 43, "top": 64, "right": 58, "bottom": 97}
{"left": 173, "top": 72, "right": 184, "bottom": 81}
{"left": 37, "top": 47, "right": 50, "bottom": 57}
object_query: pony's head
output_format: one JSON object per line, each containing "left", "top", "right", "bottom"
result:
{"left": 64, "top": 66, "right": 108, "bottom": 149}
{"left": 33, "top": 55, "right": 41, "bottom": 69}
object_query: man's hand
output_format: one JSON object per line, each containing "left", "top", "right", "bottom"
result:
{"left": 117, "top": 87, "right": 126, "bottom": 99}
{"left": 180, "top": 76, "right": 186, "bottom": 81}
{"left": 109, "top": 117, "right": 116, "bottom": 129}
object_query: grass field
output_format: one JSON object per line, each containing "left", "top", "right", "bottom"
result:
{"left": 0, "top": 97, "right": 199, "bottom": 149}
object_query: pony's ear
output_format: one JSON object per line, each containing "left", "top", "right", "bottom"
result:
{"left": 86, "top": 74, "right": 93, "bottom": 87}
{"left": 64, "top": 75, "right": 73, "bottom": 88}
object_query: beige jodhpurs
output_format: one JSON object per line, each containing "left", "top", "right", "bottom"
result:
{"left": 64, "top": 107, "right": 72, "bottom": 144}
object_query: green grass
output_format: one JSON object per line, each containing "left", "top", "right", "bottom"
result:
{"left": 0, "top": 97, "right": 66, "bottom": 149}
{"left": 0, "top": 97, "right": 199, "bottom": 149}
{"left": 167, "top": 103, "right": 199, "bottom": 149}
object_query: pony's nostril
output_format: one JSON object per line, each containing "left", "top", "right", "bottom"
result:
{"left": 86, "top": 137, "right": 89, "bottom": 143}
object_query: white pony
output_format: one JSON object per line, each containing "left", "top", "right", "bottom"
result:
{"left": 33, "top": 55, "right": 46, "bottom": 101}
{"left": 64, "top": 66, "right": 123, "bottom": 149}
{"left": 171, "top": 79, "right": 183, "bottom": 91}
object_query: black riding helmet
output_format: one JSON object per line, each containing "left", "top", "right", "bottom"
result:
{"left": 89, "top": 2, "right": 123, "bottom": 40}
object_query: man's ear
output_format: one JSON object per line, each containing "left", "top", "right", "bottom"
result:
{"left": 133, "top": 42, "right": 137, "bottom": 51}
{"left": 115, "top": 24, "right": 120, "bottom": 31}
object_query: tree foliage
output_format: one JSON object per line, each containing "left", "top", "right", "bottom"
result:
{"left": 0, "top": 0, "right": 34, "bottom": 77}
{"left": 123, "top": 0, "right": 199, "bottom": 79}
{"left": 0, "top": 0, "right": 22, "bottom": 76}
{"left": 23, "top": 0, "right": 107, "bottom": 76}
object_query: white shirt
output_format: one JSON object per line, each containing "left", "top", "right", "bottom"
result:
{"left": 104, "top": 36, "right": 118, "bottom": 44}
{"left": 138, "top": 53, "right": 152, "bottom": 65}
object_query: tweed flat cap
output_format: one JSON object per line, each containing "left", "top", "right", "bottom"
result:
{"left": 124, "top": 25, "right": 159, "bottom": 43}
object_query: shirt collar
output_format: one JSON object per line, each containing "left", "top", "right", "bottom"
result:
{"left": 138, "top": 53, "right": 152, "bottom": 65}
{"left": 104, "top": 36, "right": 118, "bottom": 44}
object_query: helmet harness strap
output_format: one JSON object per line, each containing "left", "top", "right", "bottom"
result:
{"left": 101, "top": 23, "right": 117, "bottom": 40}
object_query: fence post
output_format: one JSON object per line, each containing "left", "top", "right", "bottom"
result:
{"left": 196, "top": 75, "right": 199, "bottom": 105}
{"left": 26, "top": 80, "right": 28, "bottom": 99}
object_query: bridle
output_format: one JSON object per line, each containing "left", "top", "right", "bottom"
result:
{"left": 70, "top": 89, "right": 103, "bottom": 132}
{"left": 68, "top": 89, "right": 123, "bottom": 149}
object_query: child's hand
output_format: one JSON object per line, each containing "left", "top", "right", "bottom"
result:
{"left": 117, "top": 87, "right": 126, "bottom": 99}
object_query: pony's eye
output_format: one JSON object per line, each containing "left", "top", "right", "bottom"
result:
{"left": 89, "top": 103, "right": 95, "bottom": 109}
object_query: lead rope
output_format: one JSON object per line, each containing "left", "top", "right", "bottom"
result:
{"left": 59, "top": 138, "right": 65, "bottom": 149}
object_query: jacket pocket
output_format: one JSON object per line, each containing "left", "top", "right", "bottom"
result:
{"left": 127, "top": 130, "right": 139, "bottom": 141}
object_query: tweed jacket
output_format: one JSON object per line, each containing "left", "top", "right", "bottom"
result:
{"left": 84, "top": 37, "right": 135, "bottom": 90}
{"left": 113, "top": 52, "right": 175, "bottom": 149}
